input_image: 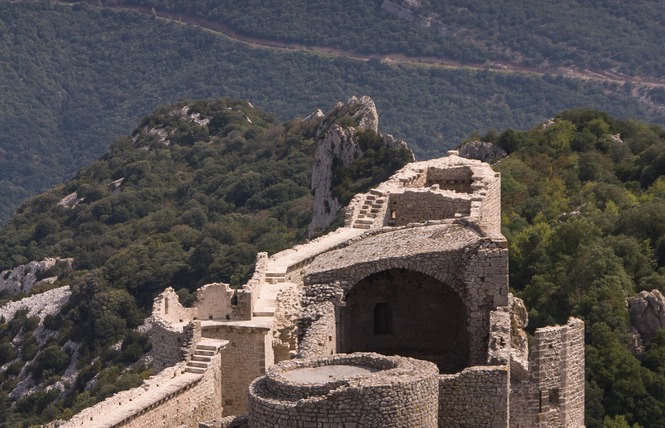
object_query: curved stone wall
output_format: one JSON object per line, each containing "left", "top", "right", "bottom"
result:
{"left": 248, "top": 353, "right": 439, "bottom": 428}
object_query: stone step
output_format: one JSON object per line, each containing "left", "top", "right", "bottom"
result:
{"left": 365, "top": 194, "right": 376, "bottom": 200}
{"left": 185, "top": 367, "right": 206, "bottom": 374}
{"left": 192, "top": 355, "right": 212, "bottom": 362}
{"left": 187, "top": 361, "right": 209, "bottom": 368}
{"left": 355, "top": 219, "right": 374, "bottom": 225}
{"left": 369, "top": 189, "right": 383, "bottom": 196}
{"left": 194, "top": 349, "right": 215, "bottom": 356}
{"left": 197, "top": 344, "right": 219, "bottom": 351}
{"left": 353, "top": 224, "right": 372, "bottom": 229}
{"left": 253, "top": 310, "right": 275, "bottom": 317}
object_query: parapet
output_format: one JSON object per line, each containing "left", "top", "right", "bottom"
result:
{"left": 248, "top": 353, "right": 439, "bottom": 427}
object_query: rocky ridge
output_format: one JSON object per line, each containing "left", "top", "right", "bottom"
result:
{"left": 309, "top": 96, "right": 412, "bottom": 235}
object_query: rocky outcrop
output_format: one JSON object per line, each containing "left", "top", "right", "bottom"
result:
{"left": 308, "top": 96, "right": 411, "bottom": 235}
{"left": 458, "top": 140, "right": 507, "bottom": 163}
{"left": 0, "top": 258, "right": 72, "bottom": 295}
{"left": 627, "top": 289, "right": 665, "bottom": 341}
{"left": 0, "top": 285, "right": 71, "bottom": 324}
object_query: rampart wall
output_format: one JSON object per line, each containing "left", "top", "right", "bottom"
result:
{"left": 438, "top": 365, "right": 510, "bottom": 427}
{"left": 120, "top": 353, "right": 222, "bottom": 428}
{"left": 58, "top": 354, "right": 221, "bottom": 428}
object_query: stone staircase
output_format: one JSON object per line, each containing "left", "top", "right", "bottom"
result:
{"left": 185, "top": 339, "right": 227, "bottom": 374}
{"left": 352, "top": 190, "right": 386, "bottom": 229}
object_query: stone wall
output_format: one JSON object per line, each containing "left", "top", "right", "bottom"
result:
{"left": 121, "top": 354, "right": 222, "bottom": 428}
{"left": 248, "top": 353, "right": 439, "bottom": 428}
{"left": 202, "top": 324, "right": 272, "bottom": 416}
{"left": 387, "top": 190, "right": 471, "bottom": 226}
{"left": 531, "top": 318, "right": 585, "bottom": 427}
{"left": 196, "top": 283, "right": 235, "bottom": 321}
{"left": 438, "top": 365, "right": 510, "bottom": 427}
{"left": 59, "top": 355, "right": 222, "bottom": 428}
{"left": 153, "top": 287, "right": 196, "bottom": 325}
{"left": 142, "top": 317, "right": 191, "bottom": 372}
{"left": 478, "top": 171, "right": 502, "bottom": 234}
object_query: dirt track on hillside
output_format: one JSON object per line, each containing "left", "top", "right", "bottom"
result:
{"left": 65, "top": 0, "right": 665, "bottom": 94}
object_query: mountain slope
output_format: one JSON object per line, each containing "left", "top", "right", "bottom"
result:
{"left": 2, "top": 1, "right": 665, "bottom": 223}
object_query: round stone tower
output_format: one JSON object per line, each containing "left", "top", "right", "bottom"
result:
{"left": 248, "top": 353, "right": 439, "bottom": 428}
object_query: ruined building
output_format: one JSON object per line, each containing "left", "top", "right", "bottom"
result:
{"left": 60, "top": 152, "right": 585, "bottom": 428}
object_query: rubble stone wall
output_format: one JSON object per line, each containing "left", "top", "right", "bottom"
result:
{"left": 248, "top": 353, "right": 439, "bottom": 428}
{"left": 438, "top": 365, "right": 510, "bottom": 427}
{"left": 388, "top": 190, "right": 471, "bottom": 226}
{"left": 121, "top": 353, "right": 222, "bottom": 428}
{"left": 531, "top": 318, "right": 585, "bottom": 427}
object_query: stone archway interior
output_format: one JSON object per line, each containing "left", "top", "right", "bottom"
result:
{"left": 337, "top": 268, "right": 469, "bottom": 373}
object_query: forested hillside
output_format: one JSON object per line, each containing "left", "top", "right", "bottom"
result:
{"left": 0, "top": 97, "right": 412, "bottom": 426}
{"left": 125, "top": 0, "right": 665, "bottom": 78}
{"left": 492, "top": 111, "right": 665, "bottom": 427}
{"left": 1, "top": 1, "right": 664, "bottom": 223}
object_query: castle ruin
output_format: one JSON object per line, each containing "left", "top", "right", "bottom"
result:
{"left": 59, "top": 151, "right": 585, "bottom": 428}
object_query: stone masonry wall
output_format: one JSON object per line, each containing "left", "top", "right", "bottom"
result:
{"left": 142, "top": 317, "right": 190, "bottom": 372}
{"left": 387, "top": 190, "right": 471, "bottom": 226}
{"left": 531, "top": 318, "right": 585, "bottom": 427}
{"left": 202, "top": 324, "right": 272, "bottom": 416}
{"left": 248, "top": 353, "right": 439, "bottom": 428}
{"left": 438, "top": 365, "right": 510, "bottom": 427}
{"left": 196, "top": 283, "right": 235, "bottom": 321}
{"left": 120, "top": 353, "right": 222, "bottom": 428}
{"left": 59, "top": 355, "right": 221, "bottom": 428}
{"left": 479, "top": 171, "right": 502, "bottom": 234}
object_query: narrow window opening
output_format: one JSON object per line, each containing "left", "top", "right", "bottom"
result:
{"left": 231, "top": 291, "right": 238, "bottom": 306}
{"left": 373, "top": 302, "right": 393, "bottom": 335}
{"left": 549, "top": 388, "right": 560, "bottom": 406}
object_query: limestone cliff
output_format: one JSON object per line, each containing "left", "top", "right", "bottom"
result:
{"left": 0, "top": 257, "right": 72, "bottom": 295}
{"left": 309, "top": 96, "right": 412, "bottom": 235}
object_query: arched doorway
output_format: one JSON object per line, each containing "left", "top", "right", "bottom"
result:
{"left": 337, "top": 268, "right": 468, "bottom": 373}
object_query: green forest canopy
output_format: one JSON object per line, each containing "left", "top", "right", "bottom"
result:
{"left": 126, "top": 0, "right": 665, "bottom": 77}
{"left": 1, "top": 1, "right": 664, "bottom": 223}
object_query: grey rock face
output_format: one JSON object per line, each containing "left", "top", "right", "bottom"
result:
{"left": 458, "top": 140, "right": 507, "bottom": 163}
{"left": 627, "top": 289, "right": 665, "bottom": 341}
{"left": 308, "top": 96, "right": 411, "bottom": 235}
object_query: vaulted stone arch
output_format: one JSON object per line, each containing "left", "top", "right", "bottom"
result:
{"left": 336, "top": 268, "right": 470, "bottom": 373}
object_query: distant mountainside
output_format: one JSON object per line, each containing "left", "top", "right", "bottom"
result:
{"left": 125, "top": 0, "right": 665, "bottom": 79}
{"left": 1, "top": 1, "right": 664, "bottom": 223}
{"left": 0, "top": 96, "right": 412, "bottom": 426}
